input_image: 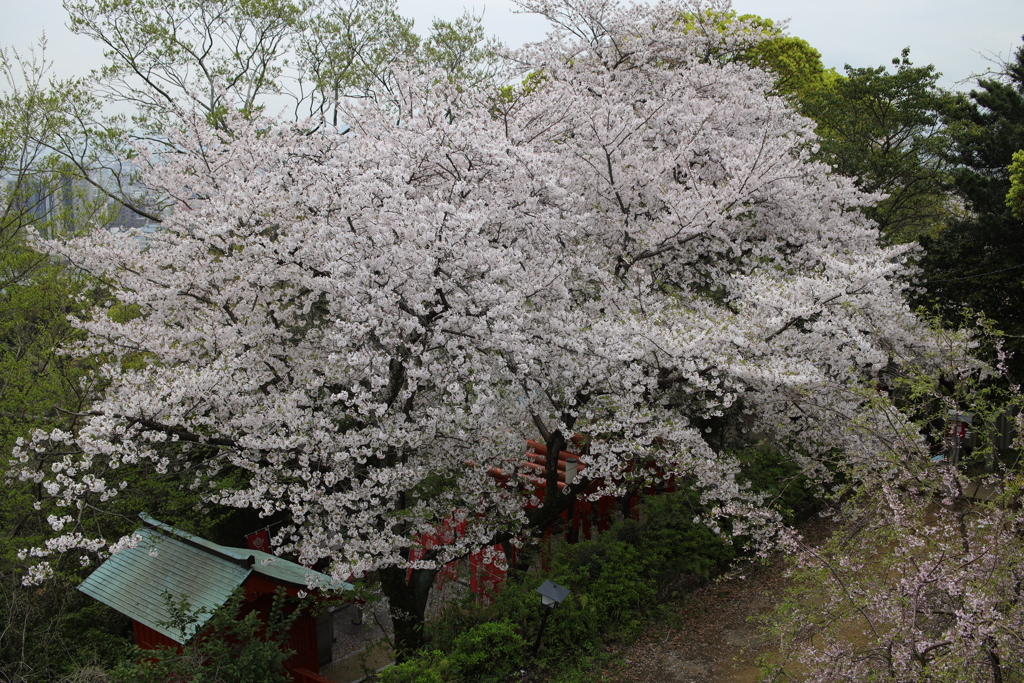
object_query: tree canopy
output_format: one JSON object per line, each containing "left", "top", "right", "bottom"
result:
{"left": 799, "top": 49, "right": 957, "bottom": 244}
{"left": 917, "top": 39, "right": 1024, "bottom": 380}
{"left": 1009, "top": 149, "right": 1024, "bottom": 220}
{"left": 12, "top": 0, "right": 941, "bottom": 657}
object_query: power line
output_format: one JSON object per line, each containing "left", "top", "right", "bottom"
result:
{"left": 918, "top": 263, "right": 1024, "bottom": 285}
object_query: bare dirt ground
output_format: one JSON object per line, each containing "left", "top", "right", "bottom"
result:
{"left": 602, "top": 516, "right": 836, "bottom": 683}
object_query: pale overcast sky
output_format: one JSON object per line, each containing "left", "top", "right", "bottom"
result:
{"left": 2, "top": 0, "right": 1021, "bottom": 90}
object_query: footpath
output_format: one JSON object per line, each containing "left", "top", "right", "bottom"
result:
{"left": 604, "top": 516, "right": 836, "bottom": 683}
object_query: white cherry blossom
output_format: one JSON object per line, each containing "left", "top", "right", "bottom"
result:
{"left": 16, "top": 0, "right": 939, "bottom": 653}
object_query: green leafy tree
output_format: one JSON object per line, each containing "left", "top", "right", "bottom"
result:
{"left": 741, "top": 31, "right": 837, "bottom": 100}
{"left": 418, "top": 11, "right": 508, "bottom": 90}
{"left": 0, "top": 41, "right": 135, "bottom": 683}
{"left": 677, "top": 9, "right": 835, "bottom": 100}
{"left": 64, "top": 0, "right": 306, "bottom": 128}
{"left": 0, "top": 41, "right": 254, "bottom": 682}
{"left": 1007, "top": 148, "right": 1024, "bottom": 220}
{"left": 58, "top": 0, "right": 310, "bottom": 222}
{"left": 918, "top": 39, "right": 1024, "bottom": 380}
{"left": 800, "top": 49, "right": 958, "bottom": 244}
{"left": 295, "top": 0, "right": 419, "bottom": 125}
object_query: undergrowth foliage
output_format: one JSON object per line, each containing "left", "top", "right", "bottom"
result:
{"left": 380, "top": 467, "right": 813, "bottom": 682}
{"left": 765, "top": 325, "right": 1024, "bottom": 683}
{"left": 113, "top": 588, "right": 300, "bottom": 683}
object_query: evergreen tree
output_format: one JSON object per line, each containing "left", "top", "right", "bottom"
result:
{"left": 799, "top": 50, "right": 957, "bottom": 245}
{"left": 918, "top": 39, "right": 1024, "bottom": 379}
{"left": 1008, "top": 149, "right": 1024, "bottom": 220}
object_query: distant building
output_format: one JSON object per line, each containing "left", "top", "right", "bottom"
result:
{"left": 3, "top": 161, "right": 164, "bottom": 235}
{"left": 3, "top": 173, "right": 95, "bottom": 236}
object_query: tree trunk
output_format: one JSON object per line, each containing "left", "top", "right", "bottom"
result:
{"left": 377, "top": 565, "right": 438, "bottom": 662}
{"left": 986, "top": 637, "right": 1004, "bottom": 683}
{"left": 544, "top": 430, "right": 568, "bottom": 499}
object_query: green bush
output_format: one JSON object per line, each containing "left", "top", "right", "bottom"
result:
{"left": 538, "top": 538, "right": 656, "bottom": 650}
{"left": 378, "top": 622, "right": 524, "bottom": 683}
{"left": 633, "top": 490, "right": 736, "bottom": 587}
{"left": 448, "top": 621, "right": 525, "bottom": 682}
{"left": 377, "top": 650, "right": 450, "bottom": 683}
{"left": 383, "top": 467, "right": 813, "bottom": 681}
{"left": 735, "top": 445, "right": 819, "bottom": 524}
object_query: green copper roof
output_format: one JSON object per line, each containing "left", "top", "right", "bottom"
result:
{"left": 78, "top": 526, "right": 250, "bottom": 643}
{"left": 138, "top": 514, "right": 350, "bottom": 592}
{"left": 78, "top": 515, "right": 351, "bottom": 644}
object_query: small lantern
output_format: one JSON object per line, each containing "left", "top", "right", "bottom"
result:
{"left": 564, "top": 458, "right": 578, "bottom": 486}
{"left": 536, "top": 580, "right": 571, "bottom": 608}
{"left": 533, "top": 580, "right": 571, "bottom": 654}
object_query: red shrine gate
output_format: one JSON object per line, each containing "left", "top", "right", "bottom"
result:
{"left": 412, "top": 437, "right": 676, "bottom": 600}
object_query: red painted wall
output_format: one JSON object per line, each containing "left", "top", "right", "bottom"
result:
{"left": 132, "top": 575, "right": 322, "bottom": 683}
{"left": 133, "top": 621, "right": 183, "bottom": 653}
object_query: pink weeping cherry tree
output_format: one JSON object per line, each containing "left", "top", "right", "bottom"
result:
{"left": 763, "top": 329, "right": 1024, "bottom": 683}
{"left": 15, "top": 0, "right": 935, "bottom": 655}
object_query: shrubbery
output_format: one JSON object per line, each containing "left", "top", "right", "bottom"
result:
{"left": 379, "top": 622, "right": 525, "bottom": 683}
{"left": 733, "top": 445, "right": 819, "bottom": 526}
{"left": 378, "top": 449, "right": 820, "bottom": 682}
{"left": 112, "top": 589, "right": 299, "bottom": 683}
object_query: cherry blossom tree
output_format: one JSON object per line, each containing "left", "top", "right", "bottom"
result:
{"left": 773, "top": 480, "right": 1024, "bottom": 682}
{"left": 16, "top": 0, "right": 934, "bottom": 655}
{"left": 767, "top": 331, "right": 1024, "bottom": 683}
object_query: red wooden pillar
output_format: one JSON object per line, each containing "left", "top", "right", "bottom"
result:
{"left": 598, "top": 496, "right": 615, "bottom": 533}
